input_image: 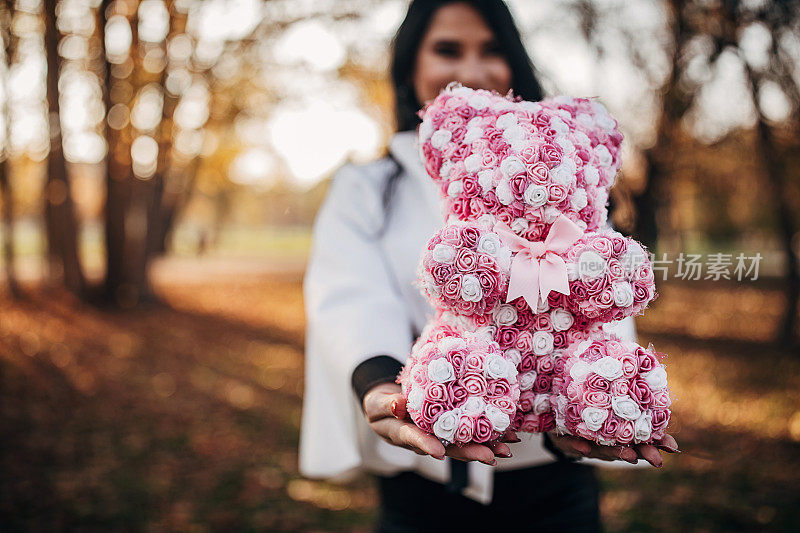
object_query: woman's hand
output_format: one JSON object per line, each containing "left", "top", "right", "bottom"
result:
{"left": 362, "top": 382, "right": 517, "bottom": 466}
{"left": 546, "top": 431, "right": 680, "bottom": 467}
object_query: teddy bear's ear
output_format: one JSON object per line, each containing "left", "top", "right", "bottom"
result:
{"left": 539, "top": 96, "right": 624, "bottom": 191}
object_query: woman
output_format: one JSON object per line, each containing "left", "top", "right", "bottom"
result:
{"left": 300, "top": 1, "right": 678, "bottom": 530}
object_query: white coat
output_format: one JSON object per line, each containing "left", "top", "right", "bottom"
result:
{"left": 299, "top": 130, "right": 641, "bottom": 504}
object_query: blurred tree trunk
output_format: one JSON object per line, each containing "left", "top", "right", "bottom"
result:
{"left": 634, "top": 0, "right": 694, "bottom": 252}
{"left": 0, "top": 0, "right": 17, "bottom": 297}
{"left": 741, "top": 58, "right": 799, "bottom": 347}
{"left": 43, "top": 0, "right": 85, "bottom": 295}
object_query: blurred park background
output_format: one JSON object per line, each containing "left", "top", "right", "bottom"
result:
{"left": 0, "top": 0, "right": 799, "bottom": 530}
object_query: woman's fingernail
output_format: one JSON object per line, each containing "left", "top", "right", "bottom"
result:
{"left": 390, "top": 400, "right": 399, "bottom": 417}
{"left": 495, "top": 451, "right": 512, "bottom": 458}
{"left": 489, "top": 459, "right": 497, "bottom": 466}
{"left": 508, "top": 437, "right": 521, "bottom": 443}
{"left": 658, "top": 445, "right": 679, "bottom": 453}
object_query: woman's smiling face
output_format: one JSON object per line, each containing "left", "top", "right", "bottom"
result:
{"left": 412, "top": 2, "right": 513, "bottom": 106}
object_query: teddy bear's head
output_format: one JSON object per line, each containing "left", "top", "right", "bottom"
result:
{"left": 418, "top": 84, "right": 623, "bottom": 241}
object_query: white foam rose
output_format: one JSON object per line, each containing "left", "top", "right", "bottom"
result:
{"left": 464, "top": 154, "right": 481, "bottom": 173}
{"left": 485, "top": 405, "right": 511, "bottom": 432}
{"left": 500, "top": 156, "right": 525, "bottom": 178}
{"left": 447, "top": 180, "right": 464, "bottom": 198}
{"left": 510, "top": 218, "right": 529, "bottom": 234}
{"left": 503, "top": 125, "right": 526, "bottom": 143}
{"left": 533, "top": 393, "right": 551, "bottom": 415}
{"left": 419, "top": 119, "right": 434, "bottom": 142}
{"left": 596, "top": 112, "right": 616, "bottom": 130}
{"left": 536, "top": 297, "right": 550, "bottom": 313}
{"left": 524, "top": 184, "right": 548, "bottom": 207}
{"left": 461, "top": 396, "right": 486, "bottom": 416}
{"left": 408, "top": 387, "right": 424, "bottom": 411}
{"left": 495, "top": 179, "right": 514, "bottom": 205}
{"left": 612, "top": 281, "right": 635, "bottom": 308}
{"left": 464, "top": 127, "right": 483, "bottom": 144}
{"left": 495, "top": 112, "right": 517, "bottom": 130}
{"left": 431, "top": 129, "right": 452, "bottom": 150}
{"left": 543, "top": 206, "right": 561, "bottom": 224}
{"left": 475, "top": 213, "right": 496, "bottom": 231}
{"left": 550, "top": 309, "right": 574, "bottom": 331}
{"left": 620, "top": 243, "right": 647, "bottom": 272}
{"left": 485, "top": 354, "right": 511, "bottom": 379}
{"left": 642, "top": 367, "right": 668, "bottom": 390}
{"left": 576, "top": 113, "right": 594, "bottom": 128}
{"left": 504, "top": 348, "right": 522, "bottom": 366}
{"left": 551, "top": 158, "right": 577, "bottom": 186}
{"left": 468, "top": 94, "right": 490, "bottom": 109}
{"left": 595, "top": 145, "right": 613, "bottom": 167}
{"left": 583, "top": 165, "right": 600, "bottom": 186}
{"left": 571, "top": 189, "right": 588, "bottom": 211}
{"left": 549, "top": 116, "right": 569, "bottom": 135}
{"left": 572, "top": 339, "right": 593, "bottom": 358}
{"left": 432, "top": 243, "right": 456, "bottom": 263}
{"left": 520, "top": 101, "right": 541, "bottom": 113}
{"left": 581, "top": 406, "right": 609, "bottom": 431}
{"left": 569, "top": 360, "right": 591, "bottom": 382}
{"left": 437, "top": 336, "right": 466, "bottom": 353}
{"left": 634, "top": 411, "right": 652, "bottom": 443}
{"left": 532, "top": 331, "right": 554, "bottom": 355}
{"left": 478, "top": 232, "right": 502, "bottom": 256}
{"left": 611, "top": 396, "right": 642, "bottom": 421}
{"left": 519, "top": 371, "right": 537, "bottom": 391}
{"left": 477, "top": 170, "right": 494, "bottom": 192}
{"left": 494, "top": 304, "right": 518, "bottom": 326}
{"left": 591, "top": 356, "right": 624, "bottom": 380}
{"left": 574, "top": 131, "right": 591, "bottom": 147}
{"left": 474, "top": 325, "right": 496, "bottom": 342}
{"left": 442, "top": 163, "right": 456, "bottom": 181}
{"left": 428, "top": 357, "right": 456, "bottom": 383}
{"left": 578, "top": 249, "right": 607, "bottom": 279}
{"left": 433, "top": 408, "right": 461, "bottom": 442}
{"left": 460, "top": 275, "right": 484, "bottom": 302}
{"left": 556, "top": 135, "right": 576, "bottom": 155}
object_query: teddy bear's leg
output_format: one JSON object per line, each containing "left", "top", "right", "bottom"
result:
{"left": 550, "top": 330, "right": 672, "bottom": 446}
{"left": 397, "top": 322, "right": 521, "bottom": 445}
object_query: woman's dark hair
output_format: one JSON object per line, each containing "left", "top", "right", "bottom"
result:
{"left": 390, "top": 0, "right": 544, "bottom": 132}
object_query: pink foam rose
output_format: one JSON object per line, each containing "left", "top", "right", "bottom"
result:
{"left": 618, "top": 353, "right": 638, "bottom": 379}
{"left": 629, "top": 377, "right": 653, "bottom": 408}
{"left": 455, "top": 415, "right": 474, "bottom": 443}
{"left": 585, "top": 373, "right": 611, "bottom": 393}
{"left": 454, "top": 248, "right": 478, "bottom": 273}
{"left": 637, "top": 348, "right": 657, "bottom": 373}
{"left": 487, "top": 379, "right": 512, "bottom": 398}
{"left": 515, "top": 330, "right": 535, "bottom": 353}
{"left": 420, "top": 401, "right": 445, "bottom": 426}
{"left": 497, "top": 326, "right": 519, "bottom": 349}
{"left": 446, "top": 382, "right": 469, "bottom": 407}
{"left": 589, "top": 236, "right": 614, "bottom": 258}
{"left": 651, "top": 408, "right": 670, "bottom": 434}
{"left": 536, "top": 355, "right": 555, "bottom": 375}
{"left": 599, "top": 414, "right": 621, "bottom": 441}
{"left": 473, "top": 415, "right": 494, "bottom": 443}
{"left": 566, "top": 381, "right": 583, "bottom": 402}
{"left": 464, "top": 353, "right": 483, "bottom": 372}
{"left": 534, "top": 313, "right": 553, "bottom": 331}
{"left": 652, "top": 389, "right": 672, "bottom": 410}
{"left": 615, "top": 419, "right": 635, "bottom": 445}
{"left": 461, "top": 226, "right": 480, "bottom": 248}
{"left": 519, "top": 354, "right": 536, "bottom": 373}
{"left": 441, "top": 275, "right": 463, "bottom": 301}
{"left": 610, "top": 378, "right": 630, "bottom": 397}
{"left": 533, "top": 372, "right": 553, "bottom": 393}
{"left": 462, "top": 372, "right": 488, "bottom": 396}
{"left": 491, "top": 397, "right": 517, "bottom": 415}
{"left": 425, "top": 382, "right": 449, "bottom": 402}
{"left": 573, "top": 421, "right": 596, "bottom": 441}
{"left": 565, "top": 403, "right": 582, "bottom": 427}
{"left": 539, "top": 412, "right": 556, "bottom": 432}
{"left": 583, "top": 390, "right": 612, "bottom": 409}
{"left": 518, "top": 391, "right": 535, "bottom": 412}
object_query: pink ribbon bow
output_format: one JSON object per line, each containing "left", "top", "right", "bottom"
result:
{"left": 493, "top": 215, "right": 583, "bottom": 309}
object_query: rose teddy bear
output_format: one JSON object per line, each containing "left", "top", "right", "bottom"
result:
{"left": 397, "top": 84, "right": 673, "bottom": 449}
